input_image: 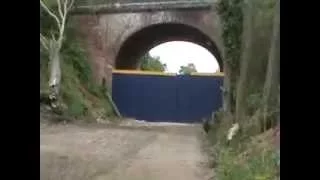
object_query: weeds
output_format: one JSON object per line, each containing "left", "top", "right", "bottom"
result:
{"left": 205, "top": 110, "right": 279, "bottom": 180}
{"left": 215, "top": 146, "right": 277, "bottom": 180}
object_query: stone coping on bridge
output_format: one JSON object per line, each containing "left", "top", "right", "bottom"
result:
{"left": 72, "top": 1, "right": 214, "bottom": 14}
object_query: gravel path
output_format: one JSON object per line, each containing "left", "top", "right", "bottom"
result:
{"left": 40, "top": 121, "right": 212, "bottom": 180}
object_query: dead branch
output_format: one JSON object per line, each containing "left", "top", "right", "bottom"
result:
{"left": 40, "top": 0, "right": 61, "bottom": 28}
{"left": 57, "top": 0, "right": 64, "bottom": 20}
{"left": 40, "top": 33, "right": 49, "bottom": 50}
{"left": 40, "top": 0, "right": 75, "bottom": 47}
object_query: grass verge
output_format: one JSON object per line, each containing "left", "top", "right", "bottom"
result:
{"left": 206, "top": 115, "right": 279, "bottom": 180}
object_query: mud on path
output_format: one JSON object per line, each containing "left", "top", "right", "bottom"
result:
{"left": 40, "top": 121, "right": 212, "bottom": 180}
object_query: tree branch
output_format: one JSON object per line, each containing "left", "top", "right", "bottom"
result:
{"left": 57, "top": 0, "right": 64, "bottom": 20}
{"left": 49, "top": 31, "right": 57, "bottom": 42}
{"left": 40, "top": 0, "right": 61, "bottom": 28}
{"left": 67, "top": 0, "right": 75, "bottom": 11}
{"left": 40, "top": 33, "right": 49, "bottom": 50}
{"left": 58, "top": 10, "right": 67, "bottom": 43}
{"left": 63, "top": 0, "right": 68, "bottom": 16}
{"left": 58, "top": 0, "right": 74, "bottom": 44}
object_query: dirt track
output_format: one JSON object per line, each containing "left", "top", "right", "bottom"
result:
{"left": 40, "top": 121, "right": 212, "bottom": 180}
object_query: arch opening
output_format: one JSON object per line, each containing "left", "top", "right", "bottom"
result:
{"left": 115, "top": 23, "right": 223, "bottom": 72}
{"left": 148, "top": 41, "right": 220, "bottom": 74}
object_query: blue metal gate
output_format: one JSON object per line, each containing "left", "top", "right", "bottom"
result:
{"left": 112, "top": 70, "right": 224, "bottom": 123}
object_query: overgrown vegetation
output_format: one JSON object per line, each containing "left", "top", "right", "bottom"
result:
{"left": 40, "top": 1, "right": 114, "bottom": 121}
{"left": 205, "top": 0, "right": 280, "bottom": 179}
{"left": 213, "top": 138, "right": 278, "bottom": 180}
{"left": 204, "top": 109, "right": 279, "bottom": 180}
{"left": 40, "top": 33, "right": 114, "bottom": 119}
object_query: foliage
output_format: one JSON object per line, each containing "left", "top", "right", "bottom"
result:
{"left": 178, "top": 63, "right": 197, "bottom": 75}
{"left": 40, "top": 11, "right": 114, "bottom": 120}
{"left": 217, "top": 0, "right": 277, "bottom": 122}
{"left": 217, "top": 0, "right": 276, "bottom": 114}
{"left": 215, "top": 147, "right": 277, "bottom": 180}
{"left": 206, "top": 111, "right": 279, "bottom": 180}
{"left": 139, "top": 53, "right": 167, "bottom": 72}
{"left": 207, "top": 0, "right": 280, "bottom": 178}
{"left": 246, "top": 93, "right": 263, "bottom": 116}
{"left": 62, "top": 36, "right": 91, "bottom": 84}
{"left": 217, "top": 0, "right": 244, "bottom": 115}
{"left": 217, "top": 0, "right": 243, "bottom": 79}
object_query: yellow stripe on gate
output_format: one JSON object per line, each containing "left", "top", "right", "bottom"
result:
{"left": 112, "top": 69, "right": 224, "bottom": 77}
{"left": 112, "top": 69, "right": 176, "bottom": 76}
{"left": 190, "top": 72, "right": 224, "bottom": 77}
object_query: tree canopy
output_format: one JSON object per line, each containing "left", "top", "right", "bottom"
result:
{"left": 178, "top": 63, "right": 197, "bottom": 75}
{"left": 139, "top": 53, "right": 167, "bottom": 72}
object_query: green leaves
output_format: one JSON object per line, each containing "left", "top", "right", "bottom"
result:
{"left": 140, "top": 53, "right": 166, "bottom": 72}
{"left": 61, "top": 25, "right": 91, "bottom": 84}
{"left": 178, "top": 63, "right": 197, "bottom": 75}
{"left": 215, "top": 143, "right": 278, "bottom": 180}
{"left": 218, "top": 0, "right": 243, "bottom": 87}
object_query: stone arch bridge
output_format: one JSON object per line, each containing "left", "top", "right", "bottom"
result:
{"left": 71, "top": 0, "right": 224, "bottom": 87}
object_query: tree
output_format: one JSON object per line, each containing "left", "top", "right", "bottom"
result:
{"left": 139, "top": 53, "right": 167, "bottom": 72}
{"left": 218, "top": 0, "right": 244, "bottom": 114}
{"left": 235, "top": 0, "right": 254, "bottom": 124}
{"left": 178, "top": 63, "right": 197, "bottom": 75}
{"left": 40, "top": 0, "right": 74, "bottom": 107}
{"left": 261, "top": 0, "right": 280, "bottom": 131}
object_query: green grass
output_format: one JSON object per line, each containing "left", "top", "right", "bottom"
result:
{"left": 215, "top": 146, "right": 277, "bottom": 180}
{"left": 206, "top": 114, "right": 279, "bottom": 180}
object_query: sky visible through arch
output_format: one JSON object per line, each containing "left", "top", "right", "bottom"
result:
{"left": 148, "top": 41, "right": 220, "bottom": 73}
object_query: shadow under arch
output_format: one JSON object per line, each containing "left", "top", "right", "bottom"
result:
{"left": 115, "top": 23, "right": 223, "bottom": 71}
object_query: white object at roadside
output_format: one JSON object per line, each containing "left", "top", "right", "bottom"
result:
{"left": 227, "top": 123, "right": 239, "bottom": 141}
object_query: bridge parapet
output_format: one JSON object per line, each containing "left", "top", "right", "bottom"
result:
{"left": 75, "top": 0, "right": 216, "bottom": 5}
{"left": 73, "top": 0, "right": 217, "bottom": 14}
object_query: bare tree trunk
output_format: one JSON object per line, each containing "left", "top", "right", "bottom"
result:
{"left": 223, "top": 60, "right": 232, "bottom": 115}
{"left": 235, "top": 0, "right": 254, "bottom": 124}
{"left": 40, "top": 0, "right": 74, "bottom": 107}
{"left": 48, "top": 44, "right": 62, "bottom": 102}
{"left": 261, "top": 0, "right": 280, "bottom": 131}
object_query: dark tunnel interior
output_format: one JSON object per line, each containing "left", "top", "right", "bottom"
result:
{"left": 115, "top": 23, "right": 223, "bottom": 71}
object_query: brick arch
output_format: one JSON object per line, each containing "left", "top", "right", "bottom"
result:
{"left": 115, "top": 22, "right": 223, "bottom": 71}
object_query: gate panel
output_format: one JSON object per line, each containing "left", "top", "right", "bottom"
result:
{"left": 176, "top": 75, "right": 223, "bottom": 123}
{"left": 112, "top": 70, "right": 223, "bottom": 123}
{"left": 112, "top": 73, "right": 143, "bottom": 118}
{"left": 137, "top": 75, "right": 177, "bottom": 122}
